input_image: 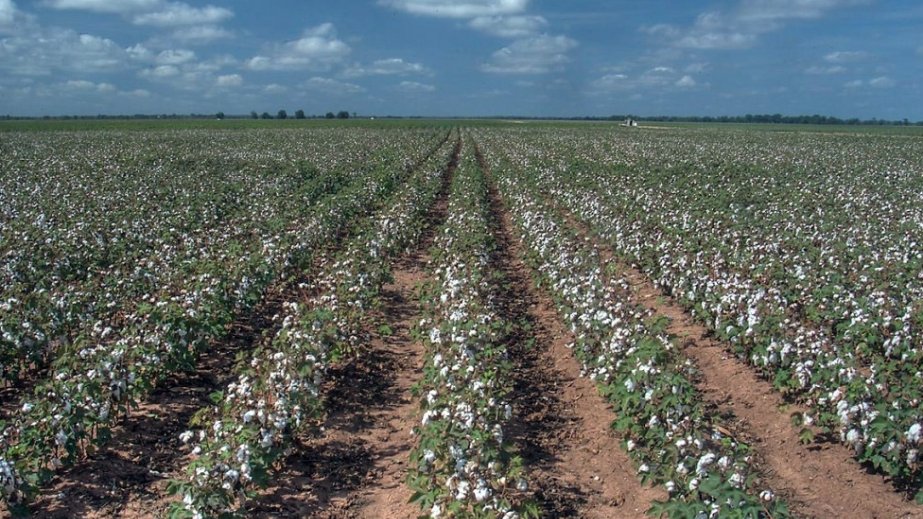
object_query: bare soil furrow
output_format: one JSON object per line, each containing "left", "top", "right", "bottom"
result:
{"left": 557, "top": 206, "right": 923, "bottom": 519}
{"left": 478, "top": 143, "right": 665, "bottom": 519}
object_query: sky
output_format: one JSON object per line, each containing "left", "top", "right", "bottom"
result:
{"left": 0, "top": 0, "right": 921, "bottom": 118}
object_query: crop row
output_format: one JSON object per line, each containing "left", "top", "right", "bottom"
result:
{"left": 0, "top": 132, "right": 447, "bottom": 510}
{"left": 476, "top": 127, "right": 923, "bottom": 498}
{"left": 486, "top": 146, "right": 787, "bottom": 518}
{"left": 408, "top": 146, "right": 532, "bottom": 519}
{"left": 534, "top": 157, "right": 923, "bottom": 497}
{"left": 0, "top": 129, "right": 439, "bottom": 385}
{"left": 167, "top": 136, "right": 455, "bottom": 518}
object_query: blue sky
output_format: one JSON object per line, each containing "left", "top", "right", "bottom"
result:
{"left": 0, "top": 0, "right": 920, "bottom": 118}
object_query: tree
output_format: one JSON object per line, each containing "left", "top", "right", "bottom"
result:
{"left": 216, "top": 112, "right": 225, "bottom": 120}
{"left": 260, "top": 112, "right": 272, "bottom": 119}
{"left": 295, "top": 109, "right": 305, "bottom": 119}
{"left": 277, "top": 109, "right": 288, "bottom": 120}
{"left": 336, "top": 110, "right": 350, "bottom": 119}
{"left": 250, "top": 111, "right": 258, "bottom": 119}
{"left": 325, "top": 112, "right": 335, "bottom": 119}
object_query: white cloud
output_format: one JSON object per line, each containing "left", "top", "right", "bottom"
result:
{"left": 140, "top": 64, "right": 180, "bottom": 78}
{"left": 738, "top": 0, "right": 870, "bottom": 22}
{"left": 1, "top": 0, "right": 18, "bottom": 25}
{"left": 379, "top": 0, "right": 528, "bottom": 19}
{"left": 263, "top": 83, "right": 288, "bottom": 94}
{"left": 396, "top": 80, "right": 435, "bottom": 92}
{"left": 342, "top": 58, "right": 430, "bottom": 78}
{"left": 156, "top": 49, "right": 195, "bottom": 65}
{"left": 246, "top": 24, "right": 351, "bottom": 71}
{"left": 215, "top": 73, "right": 242, "bottom": 87}
{"left": 121, "top": 88, "right": 150, "bottom": 97}
{"left": 805, "top": 65, "right": 846, "bottom": 74}
{"left": 869, "top": 76, "right": 895, "bottom": 88}
{"left": 45, "top": 0, "right": 160, "bottom": 14}
{"left": 675, "top": 75, "right": 696, "bottom": 87}
{"left": 61, "top": 79, "right": 119, "bottom": 94}
{"left": 132, "top": 3, "right": 232, "bottom": 27}
{"left": 302, "top": 76, "right": 365, "bottom": 94}
{"left": 170, "top": 25, "right": 232, "bottom": 43}
{"left": 0, "top": 28, "right": 127, "bottom": 75}
{"left": 646, "top": 1, "right": 868, "bottom": 50}
{"left": 126, "top": 44, "right": 153, "bottom": 61}
{"left": 844, "top": 79, "right": 864, "bottom": 88}
{"left": 824, "top": 50, "right": 870, "bottom": 62}
{"left": 469, "top": 15, "right": 547, "bottom": 37}
{"left": 481, "top": 34, "right": 577, "bottom": 74}
{"left": 590, "top": 66, "right": 698, "bottom": 94}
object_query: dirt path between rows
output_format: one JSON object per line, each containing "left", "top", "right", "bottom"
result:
{"left": 478, "top": 144, "right": 665, "bottom": 519}
{"left": 556, "top": 208, "right": 923, "bottom": 519}
{"left": 249, "top": 136, "right": 461, "bottom": 518}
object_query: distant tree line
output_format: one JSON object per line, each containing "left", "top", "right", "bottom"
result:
{"left": 606, "top": 114, "right": 922, "bottom": 126}
{"left": 1, "top": 112, "right": 921, "bottom": 126}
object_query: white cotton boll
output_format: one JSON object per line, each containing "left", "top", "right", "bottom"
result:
{"left": 638, "top": 463, "right": 650, "bottom": 473}
{"left": 179, "top": 430, "right": 194, "bottom": 443}
{"left": 455, "top": 480, "right": 470, "bottom": 500}
{"left": 760, "top": 490, "right": 774, "bottom": 502}
{"left": 21, "top": 403, "right": 33, "bottom": 413}
{"left": 473, "top": 480, "right": 490, "bottom": 502}
{"left": 626, "top": 439, "right": 636, "bottom": 452}
{"left": 431, "top": 503, "right": 442, "bottom": 518}
{"left": 665, "top": 480, "right": 676, "bottom": 493}
{"left": 242, "top": 410, "right": 257, "bottom": 423}
{"left": 907, "top": 423, "right": 922, "bottom": 444}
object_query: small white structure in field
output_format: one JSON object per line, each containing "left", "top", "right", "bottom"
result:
{"left": 620, "top": 118, "right": 638, "bottom": 127}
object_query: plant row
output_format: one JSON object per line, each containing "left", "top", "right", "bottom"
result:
{"left": 537, "top": 160, "right": 923, "bottom": 498}
{"left": 0, "top": 129, "right": 433, "bottom": 385}
{"left": 408, "top": 148, "right": 533, "bottom": 519}
{"left": 489, "top": 150, "right": 787, "bottom": 518}
{"left": 0, "top": 135, "right": 447, "bottom": 511}
{"left": 167, "top": 137, "right": 455, "bottom": 518}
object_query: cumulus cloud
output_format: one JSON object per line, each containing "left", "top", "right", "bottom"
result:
{"left": 869, "top": 76, "right": 895, "bottom": 88}
{"left": 169, "top": 25, "right": 232, "bottom": 43}
{"left": 396, "top": 80, "right": 436, "bottom": 92}
{"left": 0, "top": 28, "right": 127, "bottom": 75}
{"left": 342, "top": 58, "right": 430, "bottom": 78}
{"left": 140, "top": 64, "right": 180, "bottom": 78}
{"left": 379, "top": 0, "right": 528, "bottom": 19}
{"left": 805, "top": 64, "right": 846, "bottom": 74}
{"left": 468, "top": 15, "right": 547, "bottom": 37}
{"left": 215, "top": 73, "right": 242, "bottom": 87}
{"left": 64, "top": 79, "right": 113, "bottom": 92}
{"left": 1, "top": 0, "right": 18, "bottom": 25}
{"left": 645, "top": 0, "right": 868, "bottom": 50}
{"left": 675, "top": 74, "right": 696, "bottom": 87}
{"left": 246, "top": 23, "right": 351, "bottom": 71}
{"left": 824, "top": 50, "right": 870, "bottom": 62}
{"left": 45, "top": 0, "right": 160, "bottom": 14}
{"left": 302, "top": 76, "right": 365, "bottom": 94}
{"left": 263, "top": 83, "right": 287, "bottom": 94}
{"left": 481, "top": 34, "right": 577, "bottom": 74}
{"left": 156, "top": 48, "right": 195, "bottom": 65}
{"left": 590, "top": 66, "right": 700, "bottom": 94}
{"left": 132, "top": 3, "right": 232, "bottom": 27}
